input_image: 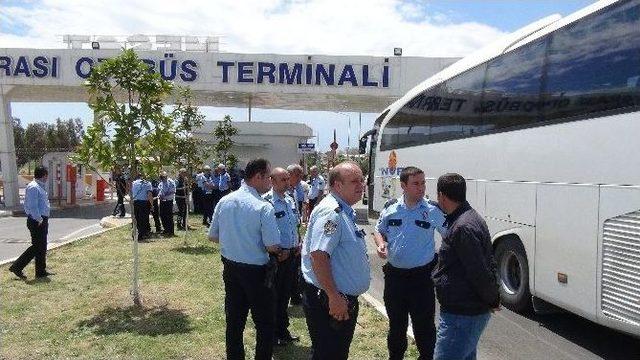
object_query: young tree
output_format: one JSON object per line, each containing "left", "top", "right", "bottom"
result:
{"left": 72, "top": 49, "right": 174, "bottom": 306}
{"left": 169, "top": 87, "right": 210, "bottom": 242}
{"left": 213, "top": 115, "right": 239, "bottom": 169}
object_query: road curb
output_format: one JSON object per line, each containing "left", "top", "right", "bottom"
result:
{"left": 361, "top": 291, "right": 415, "bottom": 339}
{"left": 0, "top": 219, "right": 130, "bottom": 267}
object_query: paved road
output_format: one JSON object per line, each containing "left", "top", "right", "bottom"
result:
{"left": 0, "top": 202, "right": 117, "bottom": 264}
{"left": 357, "top": 211, "right": 640, "bottom": 360}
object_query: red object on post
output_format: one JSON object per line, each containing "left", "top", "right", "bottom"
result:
{"left": 96, "top": 179, "right": 106, "bottom": 202}
{"left": 66, "top": 165, "right": 77, "bottom": 205}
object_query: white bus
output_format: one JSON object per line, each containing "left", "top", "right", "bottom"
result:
{"left": 360, "top": 0, "right": 640, "bottom": 336}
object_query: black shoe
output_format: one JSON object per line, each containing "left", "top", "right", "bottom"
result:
{"left": 282, "top": 333, "right": 300, "bottom": 342}
{"left": 9, "top": 267, "right": 27, "bottom": 280}
{"left": 290, "top": 295, "right": 302, "bottom": 305}
{"left": 202, "top": 221, "right": 210, "bottom": 226}
{"left": 36, "top": 271, "right": 55, "bottom": 278}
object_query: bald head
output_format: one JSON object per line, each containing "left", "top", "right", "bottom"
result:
{"left": 270, "top": 167, "right": 291, "bottom": 195}
{"left": 329, "top": 161, "right": 364, "bottom": 206}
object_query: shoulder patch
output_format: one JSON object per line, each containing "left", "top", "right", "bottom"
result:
{"left": 383, "top": 198, "right": 398, "bottom": 209}
{"left": 324, "top": 219, "right": 338, "bottom": 235}
{"left": 427, "top": 199, "right": 444, "bottom": 212}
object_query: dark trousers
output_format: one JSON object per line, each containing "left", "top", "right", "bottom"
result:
{"left": 192, "top": 188, "right": 202, "bottom": 214}
{"left": 303, "top": 282, "right": 359, "bottom": 360}
{"left": 290, "top": 253, "right": 303, "bottom": 302}
{"left": 12, "top": 217, "right": 49, "bottom": 275}
{"left": 383, "top": 262, "right": 437, "bottom": 360}
{"left": 112, "top": 192, "right": 125, "bottom": 216}
{"left": 151, "top": 198, "right": 161, "bottom": 232}
{"left": 133, "top": 200, "right": 151, "bottom": 240}
{"left": 176, "top": 197, "right": 186, "bottom": 229}
{"left": 203, "top": 193, "right": 214, "bottom": 224}
{"left": 222, "top": 257, "right": 275, "bottom": 360}
{"left": 159, "top": 200, "right": 174, "bottom": 235}
{"left": 275, "top": 255, "right": 296, "bottom": 338}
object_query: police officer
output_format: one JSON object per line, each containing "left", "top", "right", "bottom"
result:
{"left": 193, "top": 168, "right": 204, "bottom": 215}
{"left": 200, "top": 165, "right": 213, "bottom": 226}
{"left": 307, "top": 165, "right": 325, "bottom": 216}
{"left": 131, "top": 172, "right": 153, "bottom": 241}
{"left": 175, "top": 168, "right": 188, "bottom": 230}
{"left": 374, "top": 166, "right": 447, "bottom": 360}
{"left": 111, "top": 165, "right": 127, "bottom": 217}
{"left": 208, "top": 158, "right": 281, "bottom": 360}
{"left": 158, "top": 171, "right": 176, "bottom": 237}
{"left": 150, "top": 177, "right": 162, "bottom": 234}
{"left": 286, "top": 163, "right": 306, "bottom": 305}
{"left": 301, "top": 161, "right": 370, "bottom": 360}
{"left": 218, "top": 163, "right": 231, "bottom": 197}
{"left": 264, "top": 167, "right": 301, "bottom": 346}
{"left": 9, "top": 166, "right": 53, "bottom": 279}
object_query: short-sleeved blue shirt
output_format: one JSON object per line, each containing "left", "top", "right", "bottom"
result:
{"left": 209, "top": 183, "right": 281, "bottom": 265}
{"left": 131, "top": 179, "right": 152, "bottom": 201}
{"left": 302, "top": 193, "right": 371, "bottom": 296}
{"left": 264, "top": 190, "right": 299, "bottom": 249}
{"left": 375, "top": 196, "right": 447, "bottom": 269}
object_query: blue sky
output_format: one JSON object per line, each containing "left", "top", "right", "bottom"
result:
{"left": 4, "top": 0, "right": 595, "bottom": 151}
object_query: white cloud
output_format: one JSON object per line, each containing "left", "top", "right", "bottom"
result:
{"left": 0, "top": 0, "right": 506, "bottom": 57}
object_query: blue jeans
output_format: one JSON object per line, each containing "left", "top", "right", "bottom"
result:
{"left": 434, "top": 311, "right": 491, "bottom": 360}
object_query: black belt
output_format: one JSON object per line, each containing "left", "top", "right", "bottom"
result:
{"left": 28, "top": 215, "right": 48, "bottom": 221}
{"left": 383, "top": 257, "right": 437, "bottom": 277}
{"left": 160, "top": 199, "right": 173, "bottom": 202}
{"left": 221, "top": 256, "right": 267, "bottom": 269}
{"left": 305, "top": 282, "right": 358, "bottom": 301}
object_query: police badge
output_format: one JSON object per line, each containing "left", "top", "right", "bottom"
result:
{"left": 324, "top": 220, "right": 338, "bottom": 235}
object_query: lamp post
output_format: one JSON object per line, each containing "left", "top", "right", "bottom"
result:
{"left": 337, "top": 112, "right": 351, "bottom": 159}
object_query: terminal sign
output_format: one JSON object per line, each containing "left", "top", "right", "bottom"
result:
{"left": 298, "top": 143, "right": 316, "bottom": 154}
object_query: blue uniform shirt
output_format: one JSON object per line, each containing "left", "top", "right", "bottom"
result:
{"left": 218, "top": 172, "right": 231, "bottom": 191}
{"left": 196, "top": 172, "right": 206, "bottom": 190}
{"left": 24, "top": 179, "right": 50, "bottom": 222}
{"left": 158, "top": 178, "right": 176, "bottom": 201}
{"left": 301, "top": 193, "right": 371, "bottom": 296}
{"left": 131, "top": 179, "right": 152, "bottom": 201}
{"left": 209, "top": 183, "right": 281, "bottom": 265}
{"left": 264, "top": 190, "right": 299, "bottom": 249}
{"left": 376, "top": 196, "right": 447, "bottom": 269}
{"left": 308, "top": 175, "right": 325, "bottom": 200}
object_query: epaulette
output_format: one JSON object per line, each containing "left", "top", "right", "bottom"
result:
{"left": 263, "top": 194, "right": 273, "bottom": 204}
{"left": 427, "top": 199, "right": 444, "bottom": 212}
{"left": 383, "top": 198, "right": 398, "bottom": 209}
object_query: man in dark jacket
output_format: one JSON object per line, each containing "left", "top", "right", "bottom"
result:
{"left": 432, "top": 173, "right": 500, "bottom": 360}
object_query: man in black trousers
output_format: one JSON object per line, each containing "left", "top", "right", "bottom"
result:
{"left": 9, "top": 166, "right": 54, "bottom": 279}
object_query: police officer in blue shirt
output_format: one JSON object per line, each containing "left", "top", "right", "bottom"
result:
{"left": 208, "top": 158, "right": 282, "bottom": 360}
{"left": 157, "top": 171, "right": 176, "bottom": 237}
{"left": 217, "top": 163, "right": 231, "bottom": 196}
{"left": 264, "top": 167, "right": 301, "bottom": 346}
{"left": 131, "top": 172, "right": 153, "bottom": 241}
{"left": 200, "top": 165, "right": 214, "bottom": 226}
{"left": 374, "top": 166, "right": 447, "bottom": 360}
{"left": 10, "top": 166, "right": 53, "bottom": 279}
{"left": 301, "top": 161, "right": 370, "bottom": 360}
{"left": 307, "top": 165, "right": 325, "bottom": 215}
{"left": 286, "top": 163, "right": 306, "bottom": 305}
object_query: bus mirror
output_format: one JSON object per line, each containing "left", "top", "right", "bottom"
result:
{"left": 359, "top": 137, "right": 368, "bottom": 154}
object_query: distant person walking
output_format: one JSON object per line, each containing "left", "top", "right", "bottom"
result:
{"left": 9, "top": 166, "right": 55, "bottom": 279}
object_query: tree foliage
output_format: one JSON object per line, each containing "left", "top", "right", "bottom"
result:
{"left": 71, "top": 49, "right": 175, "bottom": 306}
{"left": 13, "top": 117, "right": 84, "bottom": 169}
{"left": 212, "top": 115, "right": 239, "bottom": 169}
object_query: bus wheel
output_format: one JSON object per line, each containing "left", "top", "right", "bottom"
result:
{"left": 495, "top": 237, "right": 532, "bottom": 312}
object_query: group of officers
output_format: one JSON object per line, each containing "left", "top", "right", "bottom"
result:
{"left": 208, "top": 158, "right": 501, "bottom": 360}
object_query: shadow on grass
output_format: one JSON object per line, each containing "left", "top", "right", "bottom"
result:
{"left": 77, "top": 304, "right": 193, "bottom": 336}
{"left": 25, "top": 277, "right": 52, "bottom": 285}
{"left": 288, "top": 305, "right": 305, "bottom": 319}
{"left": 273, "top": 342, "right": 312, "bottom": 359}
{"left": 171, "top": 245, "right": 217, "bottom": 255}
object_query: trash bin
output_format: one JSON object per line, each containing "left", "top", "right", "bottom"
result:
{"left": 96, "top": 179, "right": 107, "bottom": 202}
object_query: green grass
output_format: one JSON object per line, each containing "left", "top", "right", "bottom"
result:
{"left": 1, "top": 222, "right": 418, "bottom": 359}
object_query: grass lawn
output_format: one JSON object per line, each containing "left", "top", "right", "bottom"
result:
{"left": 1, "top": 221, "right": 418, "bottom": 359}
